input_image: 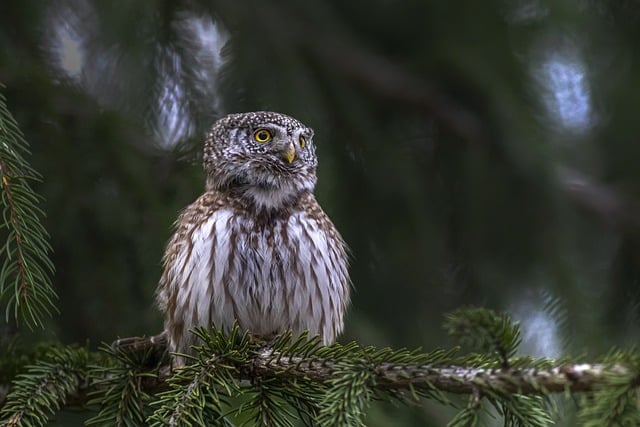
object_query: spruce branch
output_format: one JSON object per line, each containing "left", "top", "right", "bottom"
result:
{"left": 3, "top": 339, "right": 636, "bottom": 411}
{"left": 0, "top": 86, "right": 56, "bottom": 329}
{"left": 3, "top": 311, "right": 640, "bottom": 425}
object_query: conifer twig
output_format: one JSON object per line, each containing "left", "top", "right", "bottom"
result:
{"left": 0, "top": 87, "right": 56, "bottom": 329}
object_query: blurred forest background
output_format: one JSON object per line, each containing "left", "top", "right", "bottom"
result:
{"left": 2, "top": 0, "right": 640, "bottom": 425}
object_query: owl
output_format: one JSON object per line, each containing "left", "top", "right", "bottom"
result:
{"left": 156, "top": 111, "right": 350, "bottom": 365}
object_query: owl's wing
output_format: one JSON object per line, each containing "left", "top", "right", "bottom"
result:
{"left": 155, "top": 191, "right": 225, "bottom": 310}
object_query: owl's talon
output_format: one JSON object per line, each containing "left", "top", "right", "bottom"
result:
{"left": 110, "top": 332, "right": 167, "bottom": 353}
{"left": 248, "top": 332, "right": 280, "bottom": 348}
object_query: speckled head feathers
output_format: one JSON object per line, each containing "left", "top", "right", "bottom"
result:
{"left": 211, "top": 111, "right": 310, "bottom": 139}
{"left": 202, "top": 111, "right": 318, "bottom": 207}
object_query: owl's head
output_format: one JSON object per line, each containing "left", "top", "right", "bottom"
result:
{"left": 203, "top": 111, "right": 318, "bottom": 208}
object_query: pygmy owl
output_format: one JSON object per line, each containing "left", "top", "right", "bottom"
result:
{"left": 156, "top": 111, "right": 350, "bottom": 364}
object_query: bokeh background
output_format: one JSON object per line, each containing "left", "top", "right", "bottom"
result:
{"left": 3, "top": 0, "right": 640, "bottom": 424}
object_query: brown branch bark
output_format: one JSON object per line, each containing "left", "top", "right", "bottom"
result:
{"left": 242, "top": 349, "right": 630, "bottom": 395}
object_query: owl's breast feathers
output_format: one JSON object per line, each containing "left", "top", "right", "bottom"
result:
{"left": 157, "top": 190, "right": 350, "bottom": 359}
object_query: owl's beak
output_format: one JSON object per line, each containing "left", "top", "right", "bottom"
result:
{"left": 281, "top": 142, "right": 296, "bottom": 164}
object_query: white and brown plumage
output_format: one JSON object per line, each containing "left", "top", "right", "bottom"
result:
{"left": 156, "top": 111, "right": 350, "bottom": 364}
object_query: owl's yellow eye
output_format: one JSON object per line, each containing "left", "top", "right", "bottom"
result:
{"left": 299, "top": 136, "right": 306, "bottom": 148}
{"left": 253, "top": 129, "right": 272, "bottom": 143}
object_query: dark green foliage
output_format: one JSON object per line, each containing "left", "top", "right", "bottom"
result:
{"left": 0, "top": 340, "right": 58, "bottom": 385}
{"left": 0, "top": 346, "right": 89, "bottom": 427}
{"left": 0, "top": 87, "right": 55, "bottom": 329}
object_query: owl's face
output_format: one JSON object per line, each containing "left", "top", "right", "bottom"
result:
{"left": 204, "top": 111, "right": 318, "bottom": 208}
